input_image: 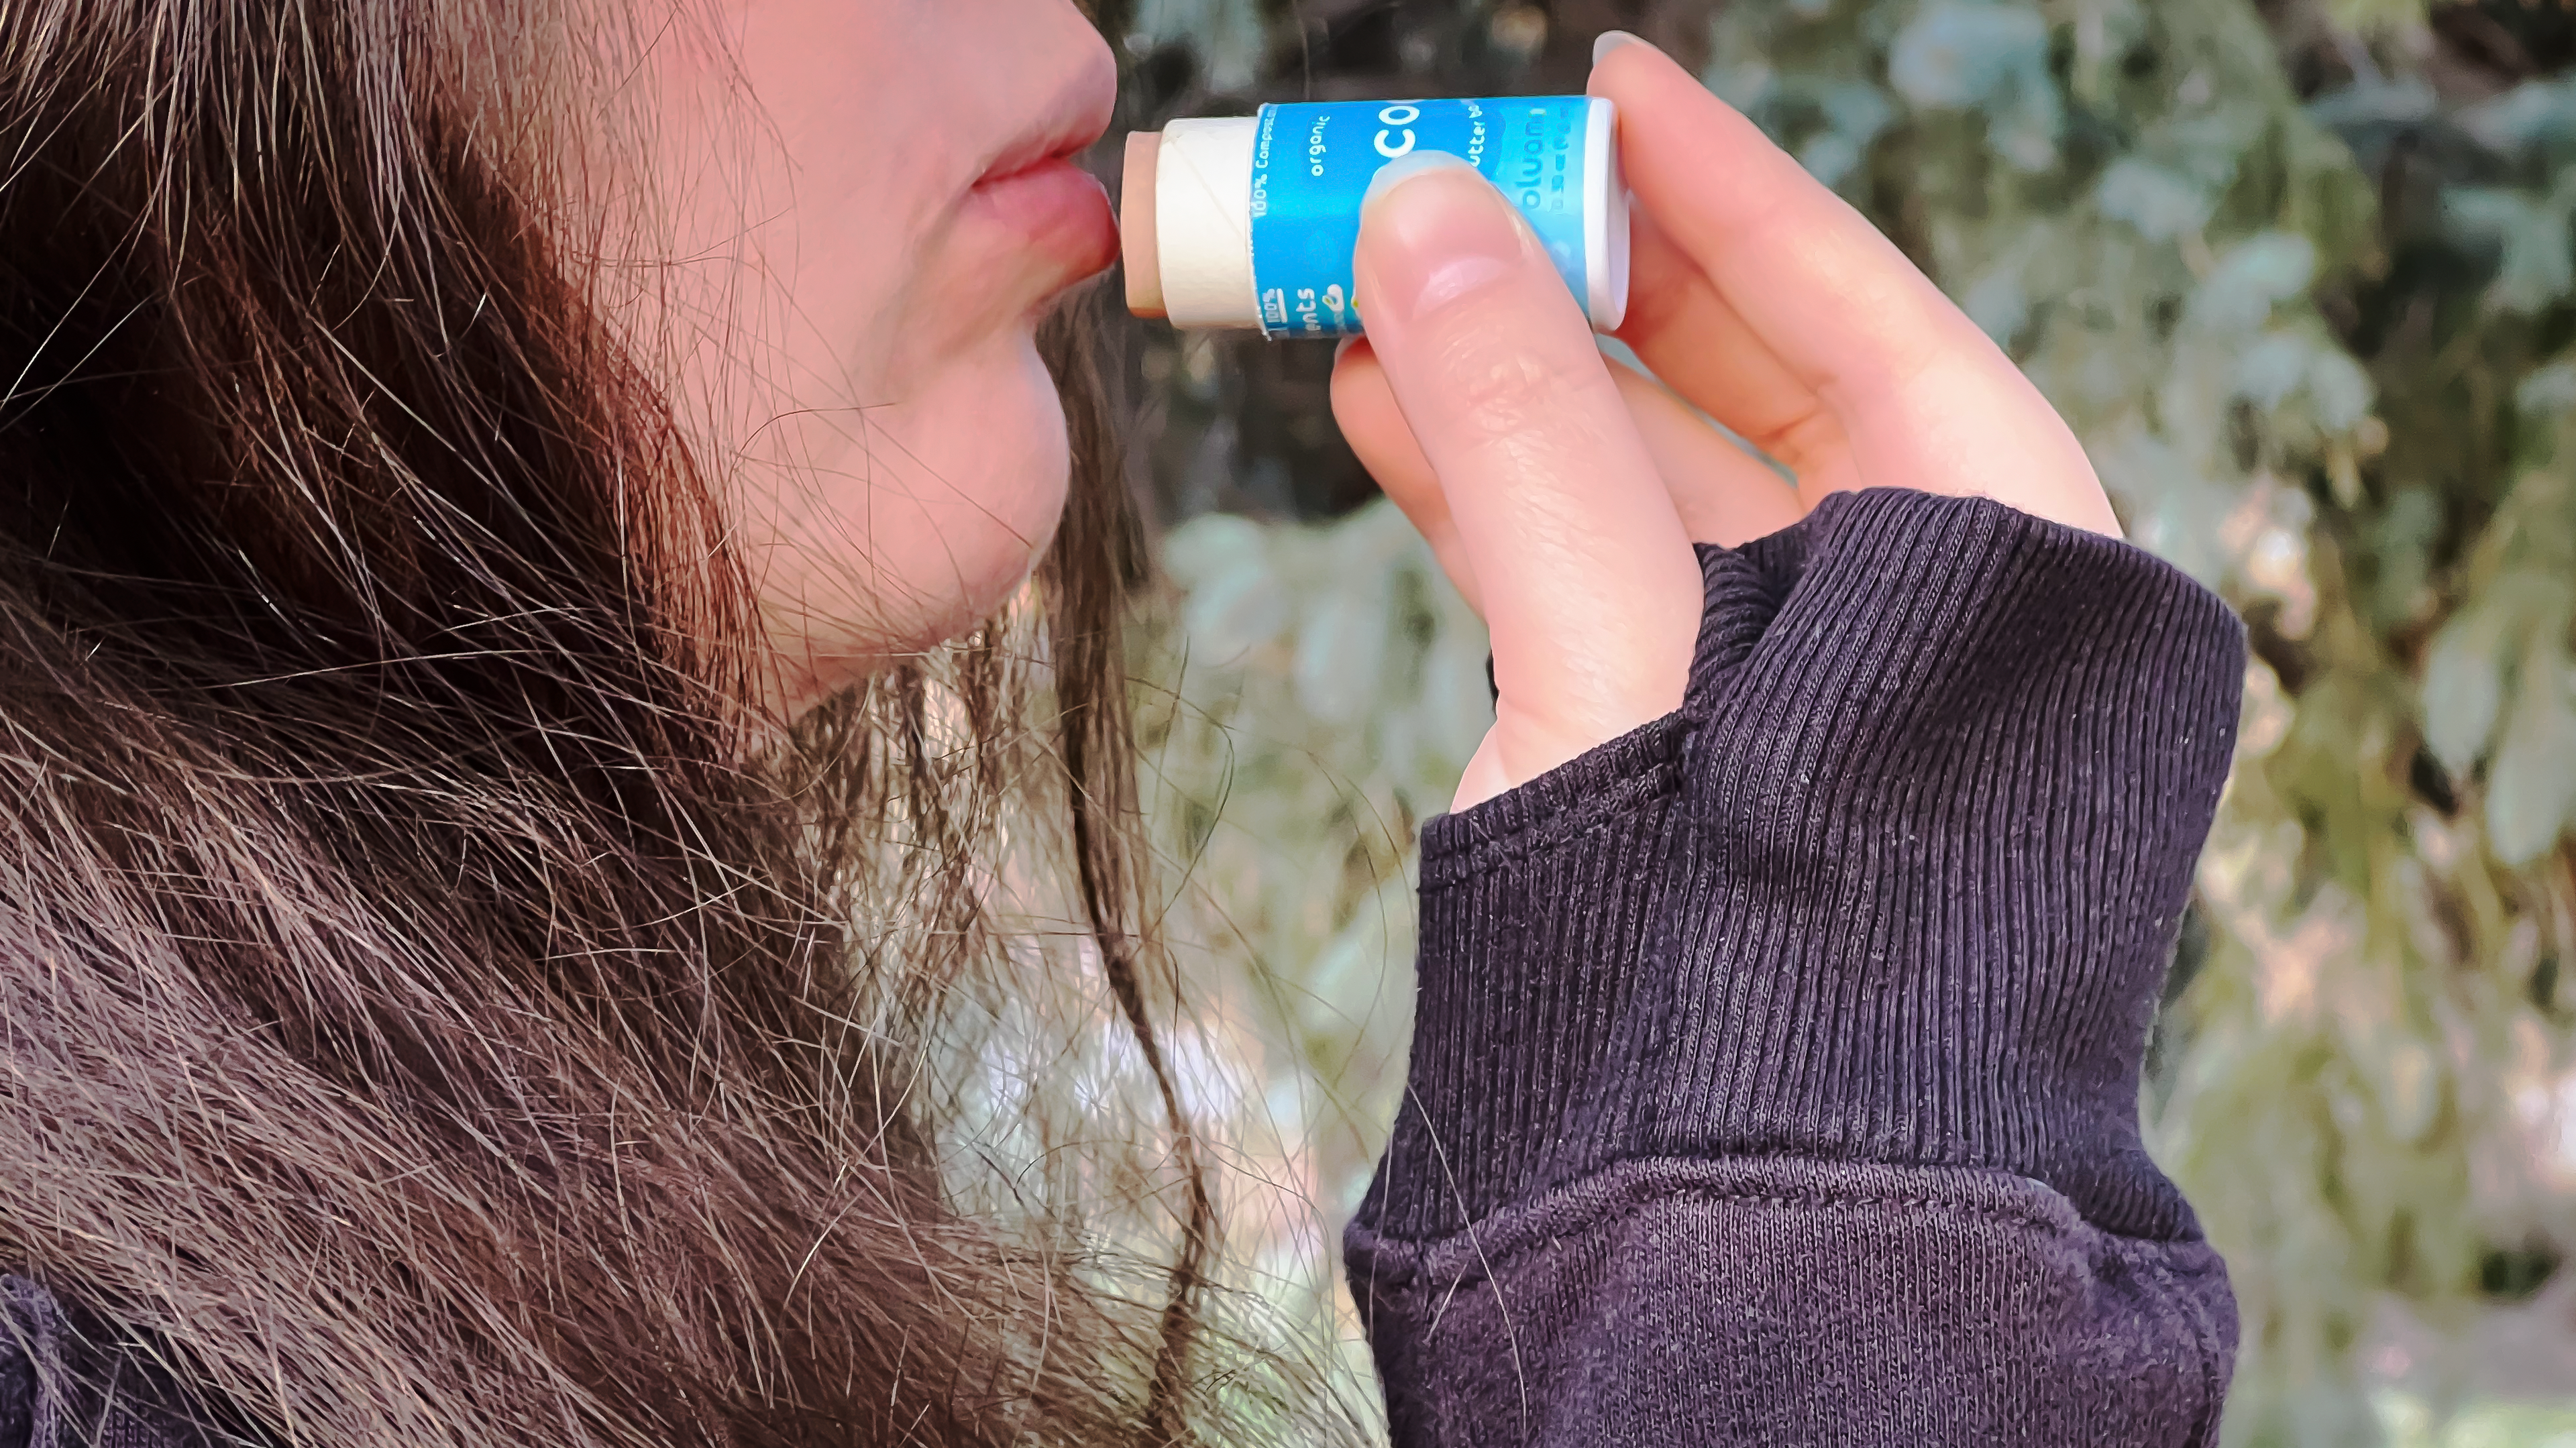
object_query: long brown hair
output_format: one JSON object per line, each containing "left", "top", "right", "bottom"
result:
{"left": 0, "top": 0, "right": 1352, "bottom": 1442}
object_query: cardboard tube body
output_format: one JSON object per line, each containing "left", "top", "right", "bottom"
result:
{"left": 1150, "top": 118, "right": 1260, "bottom": 328}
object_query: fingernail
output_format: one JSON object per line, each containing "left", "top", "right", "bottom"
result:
{"left": 1360, "top": 150, "right": 1476, "bottom": 214}
{"left": 1592, "top": 30, "right": 1654, "bottom": 66}
{"left": 1356, "top": 154, "right": 1526, "bottom": 329}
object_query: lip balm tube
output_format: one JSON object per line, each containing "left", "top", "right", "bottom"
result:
{"left": 1123, "top": 97, "right": 1629, "bottom": 339}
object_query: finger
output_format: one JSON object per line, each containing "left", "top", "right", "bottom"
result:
{"left": 1354, "top": 155, "right": 1703, "bottom": 793}
{"left": 1339, "top": 337, "right": 1800, "bottom": 593}
{"left": 1603, "top": 353, "right": 1806, "bottom": 547}
{"left": 1454, "top": 732, "right": 1511, "bottom": 815}
{"left": 1615, "top": 205, "right": 1864, "bottom": 501}
{"left": 1591, "top": 36, "right": 2120, "bottom": 536}
{"left": 1331, "top": 338, "right": 1483, "bottom": 614}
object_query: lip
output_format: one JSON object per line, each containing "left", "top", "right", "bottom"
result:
{"left": 963, "top": 155, "right": 1120, "bottom": 292}
{"left": 973, "top": 52, "right": 1118, "bottom": 193}
{"left": 950, "top": 55, "right": 1119, "bottom": 307}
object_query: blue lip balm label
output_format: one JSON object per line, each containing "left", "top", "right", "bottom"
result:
{"left": 1247, "top": 98, "right": 1595, "bottom": 339}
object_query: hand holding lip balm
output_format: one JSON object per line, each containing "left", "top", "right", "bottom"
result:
{"left": 1131, "top": 35, "right": 2127, "bottom": 813}
{"left": 1120, "top": 98, "right": 1629, "bottom": 337}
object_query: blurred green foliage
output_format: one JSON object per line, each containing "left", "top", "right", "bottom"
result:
{"left": 1103, "top": 1, "right": 2576, "bottom": 1441}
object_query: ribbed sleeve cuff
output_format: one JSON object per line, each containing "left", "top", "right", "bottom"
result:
{"left": 1361, "top": 711, "right": 1688, "bottom": 1235}
{"left": 1362, "top": 488, "right": 2247, "bottom": 1245}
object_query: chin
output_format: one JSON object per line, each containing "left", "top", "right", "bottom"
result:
{"left": 750, "top": 325, "right": 1081, "bottom": 710}
{"left": 796, "top": 339, "right": 1073, "bottom": 676}
{"left": 898, "top": 345, "right": 1071, "bottom": 643}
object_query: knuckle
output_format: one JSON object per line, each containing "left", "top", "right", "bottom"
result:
{"left": 1422, "top": 323, "right": 1591, "bottom": 446}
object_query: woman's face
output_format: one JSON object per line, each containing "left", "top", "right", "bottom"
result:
{"left": 633, "top": 0, "right": 1118, "bottom": 705}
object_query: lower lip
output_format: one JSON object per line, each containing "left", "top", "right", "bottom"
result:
{"left": 965, "top": 157, "right": 1120, "bottom": 292}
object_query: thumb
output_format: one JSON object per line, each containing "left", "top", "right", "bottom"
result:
{"left": 1354, "top": 154, "right": 1703, "bottom": 802}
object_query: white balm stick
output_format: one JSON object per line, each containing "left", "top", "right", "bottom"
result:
{"left": 1122, "top": 97, "right": 1629, "bottom": 339}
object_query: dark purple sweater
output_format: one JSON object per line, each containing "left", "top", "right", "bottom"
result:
{"left": 1344, "top": 486, "right": 2243, "bottom": 1445}
{"left": 0, "top": 488, "right": 2243, "bottom": 1446}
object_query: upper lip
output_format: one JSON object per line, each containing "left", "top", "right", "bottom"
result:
{"left": 971, "top": 50, "right": 1118, "bottom": 188}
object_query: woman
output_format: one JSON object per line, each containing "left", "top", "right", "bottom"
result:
{"left": 0, "top": 0, "right": 2241, "bottom": 1442}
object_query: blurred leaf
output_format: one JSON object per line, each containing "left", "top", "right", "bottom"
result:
{"left": 2308, "top": 351, "right": 2375, "bottom": 433}
{"left": 1169, "top": 516, "right": 1288, "bottom": 659}
{"left": 2459, "top": 76, "right": 2576, "bottom": 164}
{"left": 2486, "top": 645, "right": 2576, "bottom": 865}
{"left": 1888, "top": 1, "right": 2049, "bottom": 109}
{"left": 2239, "top": 333, "right": 2316, "bottom": 410}
{"left": 2307, "top": 76, "right": 2439, "bottom": 133}
{"left": 1128, "top": 0, "right": 1265, "bottom": 92}
{"left": 2422, "top": 600, "right": 2513, "bottom": 777}
{"left": 1966, "top": 275, "right": 2030, "bottom": 345}
{"left": 2519, "top": 361, "right": 2576, "bottom": 418}
{"left": 1292, "top": 586, "right": 1389, "bottom": 725}
{"left": 2192, "top": 233, "right": 2320, "bottom": 333}
{"left": 2098, "top": 158, "right": 2218, "bottom": 241}
{"left": 2446, "top": 186, "right": 2576, "bottom": 313}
